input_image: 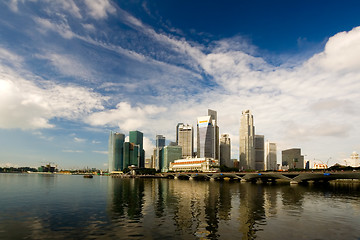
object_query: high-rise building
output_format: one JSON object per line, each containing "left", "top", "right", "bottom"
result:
{"left": 123, "top": 142, "right": 140, "bottom": 169}
{"left": 239, "top": 110, "right": 255, "bottom": 170}
{"left": 197, "top": 109, "right": 219, "bottom": 159}
{"left": 208, "top": 109, "right": 219, "bottom": 160}
{"left": 161, "top": 145, "right": 182, "bottom": 172}
{"left": 176, "top": 122, "right": 183, "bottom": 145}
{"left": 108, "top": 131, "right": 125, "bottom": 172}
{"left": 155, "top": 135, "right": 166, "bottom": 170}
{"left": 129, "top": 130, "right": 145, "bottom": 168}
{"left": 254, "top": 135, "right": 264, "bottom": 171}
{"left": 265, "top": 142, "right": 277, "bottom": 171}
{"left": 177, "top": 123, "right": 194, "bottom": 158}
{"left": 220, "top": 134, "right": 231, "bottom": 167}
{"left": 282, "top": 148, "right": 304, "bottom": 169}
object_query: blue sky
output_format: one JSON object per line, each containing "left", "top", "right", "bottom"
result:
{"left": 1, "top": 0, "right": 360, "bottom": 169}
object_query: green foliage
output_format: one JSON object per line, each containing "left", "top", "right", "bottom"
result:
{"left": 219, "top": 165, "right": 239, "bottom": 172}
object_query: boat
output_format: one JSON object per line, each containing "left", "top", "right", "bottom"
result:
{"left": 83, "top": 174, "right": 93, "bottom": 178}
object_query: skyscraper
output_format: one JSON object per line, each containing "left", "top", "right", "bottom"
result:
{"left": 265, "top": 142, "right": 277, "bottom": 171}
{"left": 254, "top": 135, "right": 264, "bottom": 171}
{"left": 161, "top": 145, "right": 182, "bottom": 172}
{"left": 197, "top": 109, "right": 219, "bottom": 159}
{"left": 177, "top": 123, "right": 194, "bottom": 158}
{"left": 239, "top": 110, "right": 255, "bottom": 170}
{"left": 220, "top": 134, "right": 231, "bottom": 167}
{"left": 129, "top": 130, "right": 145, "bottom": 168}
{"left": 123, "top": 141, "right": 140, "bottom": 169}
{"left": 155, "top": 135, "right": 166, "bottom": 171}
{"left": 108, "top": 131, "right": 125, "bottom": 172}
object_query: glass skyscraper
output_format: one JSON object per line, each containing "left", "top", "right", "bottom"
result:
{"left": 108, "top": 131, "right": 125, "bottom": 172}
{"left": 129, "top": 130, "right": 145, "bottom": 168}
{"left": 197, "top": 109, "right": 219, "bottom": 159}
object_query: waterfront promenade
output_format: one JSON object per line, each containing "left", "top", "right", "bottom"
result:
{"left": 161, "top": 171, "right": 360, "bottom": 184}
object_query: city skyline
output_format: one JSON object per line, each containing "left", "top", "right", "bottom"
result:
{"left": 1, "top": 1, "right": 360, "bottom": 169}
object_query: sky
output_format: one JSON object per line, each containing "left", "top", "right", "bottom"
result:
{"left": 1, "top": 0, "right": 360, "bottom": 169}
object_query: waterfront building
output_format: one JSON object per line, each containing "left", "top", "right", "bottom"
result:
{"left": 108, "top": 131, "right": 125, "bottom": 172}
{"left": 145, "top": 158, "right": 151, "bottom": 168}
{"left": 254, "top": 135, "right": 265, "bottom": 171}
{"left": 282, "top": 148, "right": 304, "bottom": 169}
{"left": 161, "top": 145, "right": 182, "bottom": 172}
{"left": 265, "top": 142, "right": 277, "bottom": 171}
{"left": 123, "top": 142, "right": 140, "bottom": 169}
{"left": 155, "top": 135, "right": 166, "bottom": 171}
{"left": 169, "top": 157, "right": 219, "bottom": 172}
{"left": 176, "top": 122, "right": 183, "bottom": 145}
{"left": 197, "top": 109, "right": 219, "bottom": 159}
{"left": 220, "top": 134, "right": 231, "bottom": 167}
{"left": 239, "top": 110, "right": 255, "bottom": 170}
{"left": 129, "top": 130, "right": 145, "bottom": 168}
{"left": 177, "top": 123, "right": 194, "bottom": 158}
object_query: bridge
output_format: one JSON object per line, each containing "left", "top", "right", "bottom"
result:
{"left": 161, "top": 172, "right": 360, "bottom": 184}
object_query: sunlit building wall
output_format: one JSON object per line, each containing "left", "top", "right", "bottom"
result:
{"left": 177, "top": 123, "right": 194, "bottom": 158}
{"left": 197, "top": 109, "right": 219, "bottom": 159}
{"left": 239, "top": 110, "right": 255, "bottom": 170}
{"left": 265, "top": 142, "right": 277, "bottom": 171}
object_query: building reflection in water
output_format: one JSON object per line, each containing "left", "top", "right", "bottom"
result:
{"left": 108, "top": 178, "right": 145, "bottom": 220}
{"left": 107, "top": 178, "right": 359, "bottom": 239}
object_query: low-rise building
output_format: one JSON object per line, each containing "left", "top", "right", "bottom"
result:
{"left": 169, "top": 157, "right": 219, "bottom": 172}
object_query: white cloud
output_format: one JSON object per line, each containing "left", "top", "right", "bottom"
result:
{"left": 0, "top": 48, "right": 104, "bottom": 130}
{"left": 84, "top": 0, "right": 116, "bottom": 19}
{"left": 92, "top": 150, "right": 108, "bottom": 155}
{"left": 86, "top": 102, "right": 166, "bottom": 132}
{"left": 62, "top": 150, "right": 83, "bottom": 153}
{"left": 74, "top": 137, "right": 86, "bottom": 143}
{"left": 36, "top": 52, "right": 93, "bottom": 80}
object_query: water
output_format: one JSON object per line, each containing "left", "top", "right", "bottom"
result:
{"left": 0, "top": 174, "right": 360, "bottom": 239}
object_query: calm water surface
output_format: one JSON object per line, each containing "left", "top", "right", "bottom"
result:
{"left": 0, "top": 173, "right": 360, "bottom": 239}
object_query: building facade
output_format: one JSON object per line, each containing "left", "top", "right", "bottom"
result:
{"left": 155, "top": 135, "right": 166, "bottom": 171}
{"left": 108, "top": 131, "right": 125, "bottom": 172}
{"left": 177, "top": 123, "right": 194, "bottom": 158}
{"left": 220, "top": 134, "right": 231, "bottom": 167}
{"left": 161, "top": 145, "right": 182, "bottom": 172}
{"left": 254, "top": 135, "right": 264, "bottom": 171}
{"left": 169, "top": 157, "right": 219, "bottom": 172}
{"left": 265, "top": 142, "right": 277, "bottom": 171}
{"left": 129, "top": 130, "right": 145, "bottom": 168}
{"left": 197, "top": 109, "right": 219, "bottom": 159}
{"left": 282, "top": 148, "right": 304, "bottom": 169}
{"left": 239, "top": 110, "right": 255, "bottom": 170}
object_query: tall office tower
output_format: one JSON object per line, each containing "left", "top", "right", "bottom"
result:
{"left": 108, "top": 131, "right": 125, "bottom": 172}
{"left": 265, "top": 142, "right": 277, "bottom": 171}
{"left": 155, "top": 135, "right": 166, "bottom": 171}
{"left": 197, "top": 109, "right": 219, "bottom": 159}
{"left": 129, "top": 130, "right": 145, "bottom": 168}
{"left": 161, "top": 145, "right": 182, "bottom": 172}
{"left": 208, "top": 109, "right": 219, "bottom": 160}
{"left": 239, "top": 110, "right": 255, "bottom": 170}
{"left": 176, "top": 123, "right": 183, "bottom": 145}
{"left": 220, "top": 134, "right": 231, "bottom": 167}
{"left": 123, "top": 142, "right": 140, "bottom": 169}
{"left": 282, "top": 148, "right": 304, "bottom": 169}
{"left": 254, "top": 135, "right": 264, "bottom": 171}
{"left": 177, "top": 123, "right": 194, "bottom": 158}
